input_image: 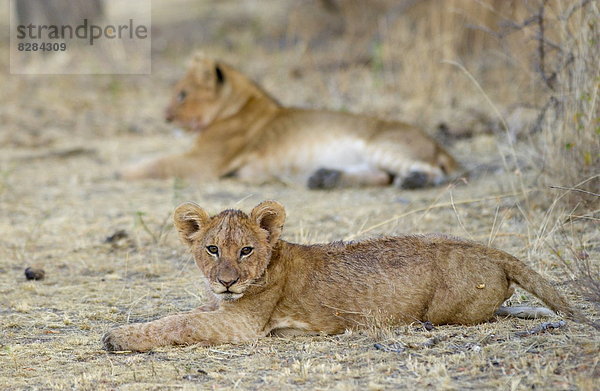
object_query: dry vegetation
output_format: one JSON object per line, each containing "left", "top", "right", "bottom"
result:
{"left": 0, "top": 0, "right": 598, "bottom": 389}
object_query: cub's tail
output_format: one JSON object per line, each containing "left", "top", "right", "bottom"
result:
{"left": 499, "top": 254, "right": 594, "bottom": 327}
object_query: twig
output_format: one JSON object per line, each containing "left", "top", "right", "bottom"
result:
{"left": 15, "top": 147, "right": 97, "bottom": 161}
{"left": 567, "top": 215, "right": 600, "bottom": 222}
{"left": 498, "top": 15, "right": 540, "bottom": 37}
{"left": 207, "top": 348, "right": 248, "bottom": 357}
{"left": 536, "top": 0, "right": 556, "bottom": 90}
{"left": 450, "top": 190, "right": 473, "bottom": 240}
{"left": 531, "top": 96, "right": 559, "bottom": 134}
{"left": 135, "top": 212, "right": 158, "bottom": 244}
{"left": 561, "top": 0, "right": 593, "bottom": 21}
{"left": 374, "top": 342, "right": 405, "bottom": 353}
{"left": 156, "top": 211, "right": 174, "bottom": 244}
{"left": 515, "top": 320, "right": 566, "bottom": 337}
{"left": 374, "top": 335, "right": 448, "bottom": 353}
{"left": 548, "top": 185, "right": 600, "bottom": 198}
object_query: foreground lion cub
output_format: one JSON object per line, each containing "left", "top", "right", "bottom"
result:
{"left": 121, "top": 54, "right": 458, "bottom": 189}
{"left": 103, "top": 201, "right": 579, "bottom": 352}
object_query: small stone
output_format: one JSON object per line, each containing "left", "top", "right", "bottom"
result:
{"left": 477, "top": 283, "right": 486, "bottom": 289}
{"left": 105, "top": 229, "right": 128, "bottom": 243}
{"left": 25, "top": 267, "right": 45, "bottom": 280}
{"left": 577, "top": 250, "right": 589, "bottom": 260}
{"left": 423, "top": 321, "right": 435, "bottom": 331}
{"left": 182, "top": 369, "right": 207, "bottom": 381}
{"left": 103, "top": 273, "right": 123, "bottom": 281}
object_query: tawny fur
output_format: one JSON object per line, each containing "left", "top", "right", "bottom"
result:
{"left": 102, "top": 201, "right": 580, "bottom": 352}
{"left": 120, "top": 54, "right": 458, "bottom": 189}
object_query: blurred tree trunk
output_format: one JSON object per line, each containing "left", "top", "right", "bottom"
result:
{"left": 15, "top": 0, "right": 105, "bottom": 25}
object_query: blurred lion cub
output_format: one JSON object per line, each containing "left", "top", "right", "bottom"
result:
{"left": 103, "top": 201, "right": 580, "bottom": 352}
{"left": 121, "top": 53, "right": 458, "bottom": 189}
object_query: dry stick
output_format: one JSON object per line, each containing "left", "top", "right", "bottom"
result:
{"left": 584, "top": 72, "right": 600, "bottom": 130}
{"left": 488, "top": 203, "right": 501, "bottom": 247}
{"left": 183, "top": 288, "right": 204, "bottom": 304}
{"left": 561, "top": 0, "right": 594, "bottom": 21}
{"left": 234, "top": 193, "right": 256, "bottom": 206}
{"left": 484, "top": 202, "right": 520, "bottom": 244}
{"left": 530, "top": 195, "right": 578, "bottom": 256}
{"left": 568, "top": 215, "right": 600, "bottom": 222}
{"left": 135, "top": 212, "right": 158, "bottom": 244}
{"left": 344, "top": 190, "right": 534, "bottom": 241}
{"left": 537, "top": 0, "right": 557, "bottom": 91}
{"left": 475, "top": 232, "right": 528, "bottom": 241}
{"left": 415, "top": 183, "right": 456, "bottom": 226}
{"left": 157, "top": 211, "right": 173, "bottom": 244}
{"left": 125, "top": 293, "right": 149, "bottom": 323}
{"left": 515, "top": 320, "right": 566, "bottom": 337}
{"left": 450, "top": 190, "right": 474, "bottom": 241}
{"left": 548, "top": 185, "right": 600, "bottom": 198}
{"left": 16, "top": 147, "right": 97, "bottom": 161}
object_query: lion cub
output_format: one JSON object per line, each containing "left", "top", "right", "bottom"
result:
{"left": 120, "top": 54, "right": 458, "bottom": 189}
{"left": 103, "top": 201, "right": 578, "bottom": 352}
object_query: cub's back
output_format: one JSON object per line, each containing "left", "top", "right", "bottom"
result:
{"left": 297, "top": 234, "right": 507, "bottom": 298}
{"left": 284, "top": 235, "right": 511, "bottom": 327}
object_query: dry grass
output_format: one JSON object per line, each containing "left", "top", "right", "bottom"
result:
{"left": 536, "top": 2, "right": 600, "bottom": 209}
{"left": 0, "top": 0, "right": 599, "bottom": 390}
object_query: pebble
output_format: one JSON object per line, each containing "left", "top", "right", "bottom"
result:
{"left": 105, "top": 229, "right": 129, "bottom": 243}
{"left": 24, "top": 267, "right": 45, "bottom": 280}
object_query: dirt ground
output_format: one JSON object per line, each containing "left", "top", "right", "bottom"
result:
{"left": 0, "top": 1, "right": 598, "bottom": 390}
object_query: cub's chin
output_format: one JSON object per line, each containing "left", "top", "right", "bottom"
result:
{"left": 186, "top": 119, "right": 207, "bottom": 133}
{"left": 216, "top": 292, "right": 244, "bottom": 302}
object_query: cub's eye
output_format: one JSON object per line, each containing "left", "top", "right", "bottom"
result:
{"left": 177, "top": 90, "right": 187, "bottom": 102}
{"left": 240, "top": 246, "right": 253, "bottom": 257}
{"left": 206, "top": 245, "right": 219, "bottom": 255}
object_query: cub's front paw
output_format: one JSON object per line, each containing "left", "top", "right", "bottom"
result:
{"left": 102, "top": 326, "right": 151, "bottom": 352}
{"left": 102, "top": 329, "right": 130, "bottom": 351}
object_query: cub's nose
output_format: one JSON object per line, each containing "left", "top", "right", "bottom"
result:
{"left": 165, "top": 109, "right": 174, "bottom": 123}
{"left": 218, "top": 277, "right": 239, "bottom": 288}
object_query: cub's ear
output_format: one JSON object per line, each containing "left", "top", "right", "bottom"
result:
{"left": 250, "top": 201, "right": 286, "bottom": 246}
{"left": 189, "top": 54, "right": 216, "bottom": 85}
{"left": 173, "top": 202, "right": 210, "bottom": 246}
{"left": 215, "top": 64, "right": 225, "bottom": 85}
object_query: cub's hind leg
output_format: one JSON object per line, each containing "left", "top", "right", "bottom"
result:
{"left": 495, "top": 306, "right": 556, "bottom": 319}
{"left": 307, "top": 166, "right": 391, "bottom": 189}
{"left": 366, "top": 124, "right": 459, "bottom": 189}
{"left": 494, "top": 285, "right": 556, "bottom": 319}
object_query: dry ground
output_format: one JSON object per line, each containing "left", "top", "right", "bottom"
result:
{"left": 0, "top": 1, "right": 598, "bottom": 390}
